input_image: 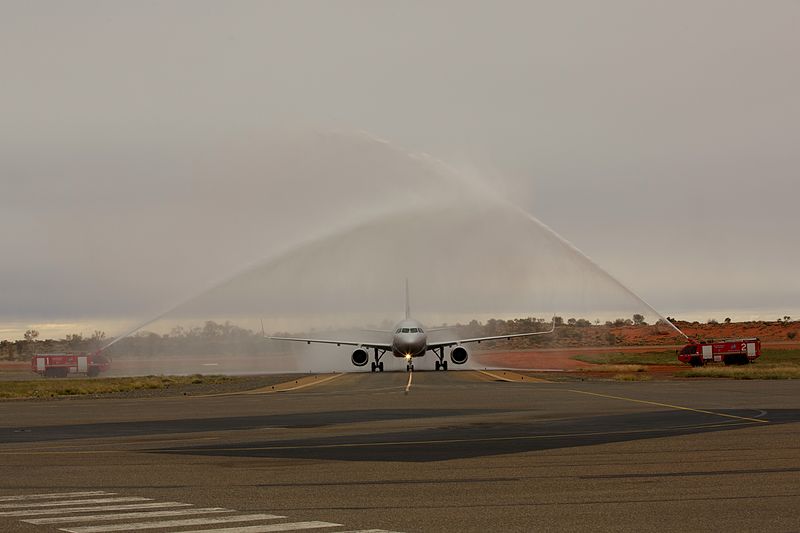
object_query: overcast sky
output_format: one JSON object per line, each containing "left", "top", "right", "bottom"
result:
{"left": 2, "top": 1, "right": 799, "bottom": 339}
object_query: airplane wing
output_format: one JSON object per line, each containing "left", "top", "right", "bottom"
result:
{"left": 267, "top": 336, "right": 393, "bottom": 351}
{"left": 427, "top": 321, "right": 556, "bottom": 349}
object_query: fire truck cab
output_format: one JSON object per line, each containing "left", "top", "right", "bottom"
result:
{"left": 678, "top": 338, "right": 761, "bottom": 366}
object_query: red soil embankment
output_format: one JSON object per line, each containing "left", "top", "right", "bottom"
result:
{"left": 475, "top": 350, "right": 593, "bottom": 370}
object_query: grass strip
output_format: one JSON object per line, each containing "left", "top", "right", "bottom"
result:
{"left": 0, "top": 375, "right": 237, "bottom": 399}
{"left": 679, "top": 366, "right": 800, "bottom": 380}
{"left": 612, "top": 373, "right": 652, "bottom": 381}
{"left": 572, "top": 350, "right": 680, "bottom": 366}
{"left": 576, "top": 364, "right": 648, "bottom": 373}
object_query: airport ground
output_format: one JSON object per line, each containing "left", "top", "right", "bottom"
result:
{"left": 1, "top": 370, "right": 799, "bottom": 532}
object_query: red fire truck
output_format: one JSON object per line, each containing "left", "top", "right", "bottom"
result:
{"left": 677, "top": 338, "right": 761, "bottom": 366}
{"left": 31, "top": 351, "right": 111, "bottom": 377}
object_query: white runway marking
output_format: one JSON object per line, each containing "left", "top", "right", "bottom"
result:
{"left": 0, "top": 497, "right": 150, "bottom": 509}
{"left": 337, "top": 530, "right": 405, "bottom": 532}
{"left": 59, "top": 513, "right": 286, "bottom": 532}
{"left": 0, "top": 491, "right": 402, "bottom": 533}
{"left": 0, "top": 502, "right": 191, "bottom": 517}
{"left": 179, "top": 522, "right": 342, "bottom": 533}
{"left": 25, "top": 507, "right": 232, "bottom": 524}
{"left": 0, "top": 492, "right": 113, "bottom": 502}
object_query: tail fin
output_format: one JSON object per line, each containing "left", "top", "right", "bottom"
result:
{"left": 405, "top": 278, "right": 410, "bottom": 319}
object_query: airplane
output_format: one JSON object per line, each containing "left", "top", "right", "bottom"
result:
{"left": 267, "top": 281, "right": 556, "bottom": 372}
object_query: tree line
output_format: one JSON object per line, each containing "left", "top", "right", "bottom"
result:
{"left": 1, "top": 315, "right": 669, "bottom": 360}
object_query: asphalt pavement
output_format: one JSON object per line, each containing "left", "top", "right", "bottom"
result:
{"left": 1, "top": 371, "right": 799, "bottom": 532}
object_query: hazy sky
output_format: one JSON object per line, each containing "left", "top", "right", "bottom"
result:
{"left": 2, "top": 1, "right": 799, "bottom": 338}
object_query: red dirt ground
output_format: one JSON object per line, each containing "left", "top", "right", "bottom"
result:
{"left": 474, "top": 349, "right": 593, "bottom": 370}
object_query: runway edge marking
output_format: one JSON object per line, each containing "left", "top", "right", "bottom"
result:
{"left": 564, "top": 389, "right": 769, "bottom": 424}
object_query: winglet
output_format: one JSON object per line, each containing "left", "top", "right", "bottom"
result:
{"left": 405, "top": 278, "right": 410, "bottom": 319}
{"left": 260, "top": 319, "right": 266, "bottom": 337}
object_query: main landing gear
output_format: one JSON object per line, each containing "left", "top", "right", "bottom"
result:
{"left": 433, "top": 347, "right": 448, "bottom": 371}
{"left": 370, "top": 347, "right": 385, "bottom": 372}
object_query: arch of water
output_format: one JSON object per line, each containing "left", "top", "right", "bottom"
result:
{"left": 103, "top": 131, "right": 683, "bottom": 375}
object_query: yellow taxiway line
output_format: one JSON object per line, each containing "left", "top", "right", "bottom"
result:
{"left": 565, "top": 389, "right": 770, "bottom": 424}
{"left": 477, "top": 370, "right": 551, "bottom": 383}
{"left": 243, "top": 373, "right": 344, "bottom": 394}
{"left": 175, "top": 420, "right": 752, "bottom": 453}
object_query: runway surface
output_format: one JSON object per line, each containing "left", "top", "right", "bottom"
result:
{"left": 1, "top": 371, "right": 799, "bottom": 532}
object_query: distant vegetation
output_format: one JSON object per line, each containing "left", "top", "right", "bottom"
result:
{"left": 1, "top": 330, "right": 107, "bottom": 361}
{"left": 0, "top": 322, "right": 266, "bottom": 360}
{"left": 3, "top": 316, "right": 798, "bottom": 361}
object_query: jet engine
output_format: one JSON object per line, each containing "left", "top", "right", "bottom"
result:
{"left": 450, "top": 345, "right": 469, "bottom": 365}
{"left": 351, "top": 348, "right": 369, "bottom": 367}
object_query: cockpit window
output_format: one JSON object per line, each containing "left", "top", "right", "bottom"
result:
{"left": 418, "top": 328, "right": 424, "bottom": 333}
{"left": 396, "top": 329, "right": 401, "bottom": 334}
{"left": 409, "top": 328, "right": 418, "bottom": 333}
{"left": 401, "top": 328, "right": 410, "bottom": 333}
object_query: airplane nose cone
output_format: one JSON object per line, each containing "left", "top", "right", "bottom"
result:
{"left": 408, "top": 336, "right": 425, "bottom": 356}
{"left": 394, "top": 334, "right": 426, "bottom": 358}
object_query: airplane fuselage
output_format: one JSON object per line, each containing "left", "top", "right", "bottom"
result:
{"left": 390, "top": 318, "right": 427, "bottom": 359}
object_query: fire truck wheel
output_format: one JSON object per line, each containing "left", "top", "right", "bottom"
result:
{"left": 690, "top": 357, "right": 703, "bottom": 367}
{"left": 87, "top": 367, "right": 99, "bottom": 377}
